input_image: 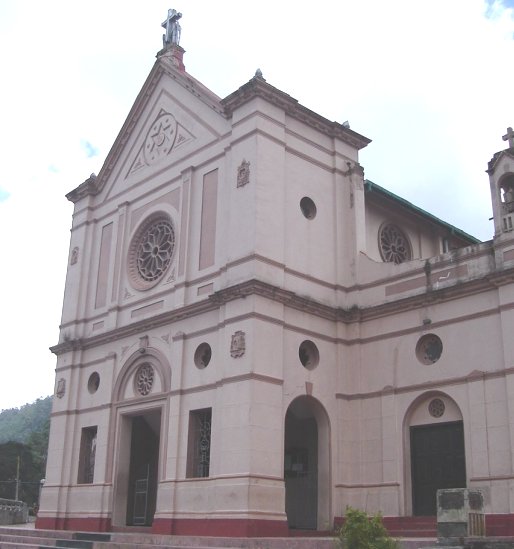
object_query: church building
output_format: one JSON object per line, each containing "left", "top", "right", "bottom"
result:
{"left": 36, "top": 12, "right": 514, "bottom": 537}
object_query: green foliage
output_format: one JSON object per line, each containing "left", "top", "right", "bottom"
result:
{"left": 0, "top": 397, "right": 52, "bottom": 506}
{"left": 0, "top": 396, "right": 52, "bottom": 445}
{"left": 336, "top": 507, "right": 400, "bottom": 549}
{"left": 0, "top": 441, "right": 41, "bottom": 505}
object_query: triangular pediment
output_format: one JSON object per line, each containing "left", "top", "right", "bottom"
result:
{"left": 70, "top": 57, "right": 229, "bottom": 204}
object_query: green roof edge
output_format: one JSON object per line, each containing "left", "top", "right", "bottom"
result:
{"left": 364, "top": 179, "right": 481, "bottom": 244}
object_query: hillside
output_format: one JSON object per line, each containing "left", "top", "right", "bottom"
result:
{"left": 0, "top": 396, "right": 52, "bottom": 444}
{"left": 0, "top": 396, "right": 52, "bottom": 504}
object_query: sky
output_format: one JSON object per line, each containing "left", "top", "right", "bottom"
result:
{"left": 0, "top": 0, "right": 513, "bottom": 411}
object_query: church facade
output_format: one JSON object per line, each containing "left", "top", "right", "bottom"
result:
{"left": 36, "top": 34, "right": 514, "bottom": 537}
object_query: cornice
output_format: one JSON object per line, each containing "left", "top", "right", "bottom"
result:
{"left": 51, "top": 269, "right": 514, "bottom": 356}
{"left": 221, "top": 76, "right": 371, "bottom": 151}
{"left": 487, "top": 147, "right": 514, "bottom": 174}
{"left": 336, "top": 366, "right": 514, "bottom": 401}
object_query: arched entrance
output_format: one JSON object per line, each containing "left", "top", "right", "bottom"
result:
{"left": 110, "top": 347, "right": 171, "bottom": 528}
{"left": 125, "top": 410, "right": 161, "bottom": 526}
{"left": 284, "top": 396, "right": 330, "bottom": 530}
{"left": 406, "top": 393, "right": 466, "bottom": 516}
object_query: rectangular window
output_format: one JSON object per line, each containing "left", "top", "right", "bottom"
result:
{"left": 78, "top": 426, "right": 97, "bottom": 484}
{"left": 186, "top": 408, "right": 212, "bottom": 478}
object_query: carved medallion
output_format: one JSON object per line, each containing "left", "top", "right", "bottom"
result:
{"left": 135, "top": 364, "right": 154, "bottom": 396}
{"left": 70, "top": 247, "right": 79, "bottom": 265}
{"left": 144, "top": 113, "right": 178, "bottom": 164}
{"left": 237, "top": 160, "right": 250, "bottom": 188}
{"left": 55, "top": 378, "right": 66, "bottom": 398}
{"left": 428, "top": 398, "right": 445, "bottom": 418}
{"left": 230, "top": 331, "right": 246, "bottom": 358}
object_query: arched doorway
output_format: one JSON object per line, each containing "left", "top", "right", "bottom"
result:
{"left": 284, "top": 396, "right": 330, "bottom": 530}
{"left": 110, "top": 348, "right": 171, "bottom": 528}
{"left": 125, "top": 410, "right": 161, "bottom": 526}
{"left": 406, "top": 393, "right": 466, "bottom": 516}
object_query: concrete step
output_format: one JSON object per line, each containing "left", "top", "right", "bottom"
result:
{"left": 0, "top": 527, "right": 437, "bottom": 549}
{"left": 0, "top": 541, "right": 55, "bottom": 549}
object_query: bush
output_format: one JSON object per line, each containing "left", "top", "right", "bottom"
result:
{"left": 336, "top": 506, "right": 399, "bottom": 549}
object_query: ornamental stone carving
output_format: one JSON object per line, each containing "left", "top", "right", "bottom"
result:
{"left": 55, "top": 378, "right": 66, "bottom": 398}
{"left": 237, "top": 160, "right": 250, "bottom": 188}
{"left": 70, "top": 247, "right": 79, "bottom": 265}
{"left": 230, "top": 331, "right": 246, "bottom": 358}
{"left": 135, "top": 364, "right": 154, "bottom": 396}
{"left": 128, "top": 214, "right": 176, "bottom": 291}
{"left": 144, "top": 113, "right": 178, "bottom": 165}
{"left": 429, "top": 398, "right": 446, "bottom": 418}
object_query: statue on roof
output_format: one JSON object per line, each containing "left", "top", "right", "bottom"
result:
{"left": 162, "top": 9, "right": 182, "bottom": 48}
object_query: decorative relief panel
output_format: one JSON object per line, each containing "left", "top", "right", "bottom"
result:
{"left": 144, "top": 113, "right": 177, "bottom": 164}
{"left": 135, "top": 364, "right": 154, "bottom": 396}
{"left": 428, "top": 398, "right": 445, "bottom": 418}
{"left": 237, "top": 160, "right": 250, "bottom": 187}
{"left": 55, "top": 378, "right": 66, "bottom": 398}
{"left": 230, "top": 331, "right": 246, "bottom": 358}
{"left": 128, "top": 110, "right": 195, "bottom": 175}
{"left": 70, "top": 247, "right": 79, "bottom": 265}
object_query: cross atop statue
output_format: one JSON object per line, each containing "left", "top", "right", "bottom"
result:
{"left": 162, "top": 8, "right": 182, "bottom": 48}
{"left": 503, "top": 127, "right": 514, "bottom": 149}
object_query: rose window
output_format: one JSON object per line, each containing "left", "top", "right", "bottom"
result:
{"left": 135, "top": 364, "right": 154, "bottom": 396}
{"left": 379, "top": 223, "right": 412, "bottom": 264}
{"left": 128, "top": 214, "right": 175, "bottom": 290}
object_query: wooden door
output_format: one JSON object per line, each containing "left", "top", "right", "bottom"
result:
{"left": 410, "top": 421, "right": 466, "bottom": 516}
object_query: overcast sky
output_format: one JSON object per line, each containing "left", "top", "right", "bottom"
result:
{"left": 0, "top": 0, "right": 513, "bottom": 411}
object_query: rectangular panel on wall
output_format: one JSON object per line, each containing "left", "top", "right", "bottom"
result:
{"left": 95, "top": 223, "right": 113, "bottom": 309}
{"left": 199, "top": 169, "right": 218, "bottom": 270}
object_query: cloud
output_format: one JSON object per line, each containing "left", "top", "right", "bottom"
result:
{"left": 485, "top": 0, "right": 514, "bottom": 20}
{"left": 0, "top": 188, "right": 10, "bottom": 202}
{"left": 81, "top": 139, "right": 99, "bottom": 158}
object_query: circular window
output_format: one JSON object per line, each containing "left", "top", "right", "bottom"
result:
{"left": 299, "top": 340, "right": 320, "bottom": 370}
{"left": 379, "top": 223, "right": 412, "bottom": 264}
{"left": 300, "top": 197, "right": 317, "bottom": 220}
{"left": 128, "top": 213, "right": 175, "bottom": 290}
{"left": 135, "top": 364, "right": 154, "bottom": 396}
{"left": 416, "top": 334, "right": 443, "bottom": 365}
{"left": 428, "top": 398, "right": 446, "bottom": 418}
{"left": 87, "top": 372, "right": 100, "bottom": 394}
{"left": 194, "top": 343, "right": 212, "bottom": 369}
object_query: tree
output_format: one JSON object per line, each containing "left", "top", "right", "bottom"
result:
{"left": 0, "top": 441, "right": 41, "bottom": 506}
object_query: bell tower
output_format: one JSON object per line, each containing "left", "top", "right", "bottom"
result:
{"left": 488, "top": 126, "right": 514, "bottom": 236}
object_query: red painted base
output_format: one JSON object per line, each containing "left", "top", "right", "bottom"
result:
{"left": 35, "top": 516, "right": 111, "bottom": 532}
{"left": 34, "top": 513, "right": 514, "bottom": 538}
{"left": 335, "top": 513, "right": 514, "bottom": 538}
{"left": 486, "top": 514, "right": 514, "bottom": 536}
{"left": 152, "top": 517, "right": 289, "bottom": 537}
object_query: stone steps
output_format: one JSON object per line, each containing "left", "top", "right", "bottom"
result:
{"left": 0, "top": 527, "right": 437, "bottom": 549}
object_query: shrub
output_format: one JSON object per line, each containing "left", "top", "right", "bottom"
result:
{"left": 336, "top": 506, "right": 400, "bottom": 549}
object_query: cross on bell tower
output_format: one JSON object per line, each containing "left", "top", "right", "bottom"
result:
{"left": 503, "top": 127, "right": 514, "bottom": 149}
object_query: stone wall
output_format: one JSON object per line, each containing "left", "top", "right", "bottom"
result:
{"left": 0, "top": 498, "right": 28, "bottom": 525}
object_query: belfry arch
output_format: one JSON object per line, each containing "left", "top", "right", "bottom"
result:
{"left": 404, "top": 392, "right": 466, "bottom": 516}
{"left": 284, "top": 396, "right": 331, "bottom": 530}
